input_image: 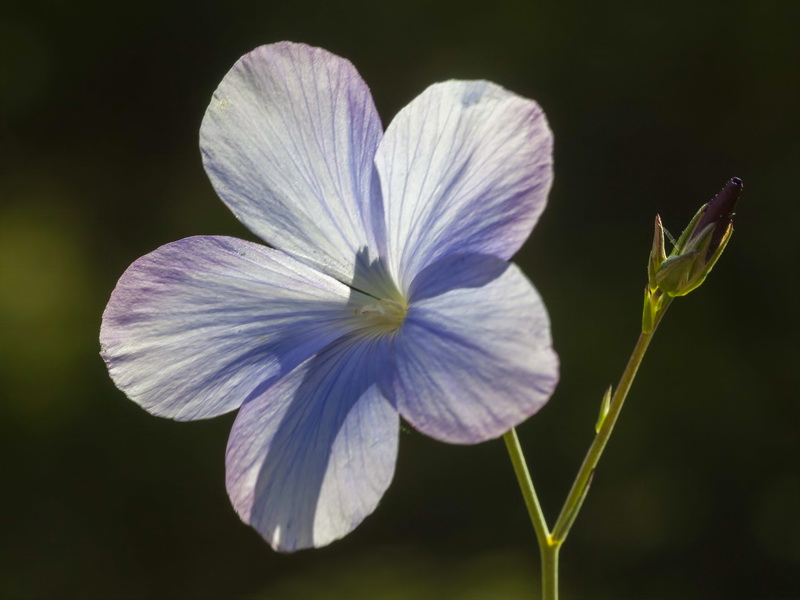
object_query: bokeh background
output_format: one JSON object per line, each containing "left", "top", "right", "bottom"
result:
{"left": 2, "top": 1, "right": 798, "bottom": 598}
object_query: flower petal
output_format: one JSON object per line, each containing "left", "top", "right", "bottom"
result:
{"left": 200, "top": 42, "right": 385, "bottom": 289}
{"left": 392, "top": 258, "right": 558, "bottom": 443}
{"left": 226, "top": 335, "right": 398, "bottom": 552}
{"left": 375, "top": 80, "right": 553, "bottom": 289}
{"left": 100, "top": 236, "right": 363, "bottom": 420}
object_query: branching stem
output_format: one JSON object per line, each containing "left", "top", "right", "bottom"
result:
{"left": 504, "top": 295, "right": 673, "bottom": 599}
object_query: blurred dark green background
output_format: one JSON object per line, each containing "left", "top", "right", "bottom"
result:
{"left": 2, "top": 1, "right": 798, "bottom": 598}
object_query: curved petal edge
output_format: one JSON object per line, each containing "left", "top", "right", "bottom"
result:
{"left": 201, "top": 42, "right": 385, "bottom": 288}
{"left": 375, "top": 79, "right": 553, "bottom": 289}
{"left": 226, "top": 335, "right": 399, "bottom": 551}
{"left": 100, "top": 236, "right": 357, "bottom": 420}
{"left": 392, "top": 261, "right": 559, "bottom": 444}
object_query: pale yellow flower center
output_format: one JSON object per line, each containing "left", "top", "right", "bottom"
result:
{"left": 354, "top": 297, "right": 407, "bottom": 334}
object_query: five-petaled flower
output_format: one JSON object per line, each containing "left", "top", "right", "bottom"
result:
{"left": 100, "top": 42, "right": 559, "bottom": 552}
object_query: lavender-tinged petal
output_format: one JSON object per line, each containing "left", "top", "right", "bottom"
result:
{"left": 100, "top": 236, "right": 365, "bottom": 420}
{"left": 201, "top": 42, "right": 386, "bottom": 291}
{"left": 393, "top": 261, "right": 558, "bottom": 444}
{"left": 375, "top": 80, "right": 553, "bottom": 290}
{"left": 226, "top": 335, "right": 398, "bottom": 552}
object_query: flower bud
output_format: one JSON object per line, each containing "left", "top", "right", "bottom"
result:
{"left": 654, "top": 178, "right": 741, "bottom": 297}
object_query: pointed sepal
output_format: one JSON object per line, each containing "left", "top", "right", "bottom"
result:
{"left": 648, "top": 215, "right": 667, "bottom": 292}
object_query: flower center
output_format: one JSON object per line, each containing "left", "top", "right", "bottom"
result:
{"left": 354, "top": 297, "right": 407, "bottom": 334}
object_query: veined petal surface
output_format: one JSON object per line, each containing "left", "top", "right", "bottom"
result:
{"left": 201, "top": 42, "right": 385, "bottom": 289}
{"left": 101, "top": 236, "right": 363, "bottom": 420}
{"left": 392, "top": 258, "right": 559, "bottom": 443}
{"left": 226, "top": 335, "right": 398, "bottom": 552}
{"left": 375, "top": 80, "right": 553, "bottom": 290}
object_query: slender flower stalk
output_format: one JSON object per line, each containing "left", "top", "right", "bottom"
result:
{"left": 504, "top": 428, "right": 560, "bottom": 598}
{"left": 506, "top": 297, "right": 672, "bottom": 600}
{"left": 503, "top": 429, "right": 550, "bottom": 546}
{"left": 552, "top": 297, "right": 673, "bottom": 545}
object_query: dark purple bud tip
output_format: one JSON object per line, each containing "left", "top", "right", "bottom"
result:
{"left": 696, "top": 177, "right": 741, "bottom": 260}
{"left": 694, "top": 178, "right": 742, "bottom": 239}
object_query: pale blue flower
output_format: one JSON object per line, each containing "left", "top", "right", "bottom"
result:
{"left": 100, "top": 42, "right": 559, "bottom": 552}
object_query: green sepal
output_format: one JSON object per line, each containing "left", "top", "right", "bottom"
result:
{"left": 648, "top": 215, "right": 667, "bottom": 291}
{"left": 671, "top": 203, "right": 705, "bottom": 254}
{"left": 595, "top": 385, "right": 613, "bottom": 433}
{"left": 642, "top": 285, "right": 663, "bottom": 333}
{"left": 655, "top": 218, "right": 734, "bottom": 297}
{"left": 655, "top": 251, "right": 699, "bottom": 296}
{"left": 702, "top": 222, "right": 733, "bottom": 275}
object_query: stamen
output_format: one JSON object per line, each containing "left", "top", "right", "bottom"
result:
{"left": 354, "top": 298, "right": 407, "bottom": 334}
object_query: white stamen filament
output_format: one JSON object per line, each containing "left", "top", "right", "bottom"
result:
{"left": 354, "top": 298, "right": 407, "bottom": 333}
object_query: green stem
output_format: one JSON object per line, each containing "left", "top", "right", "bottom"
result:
{"left": 541, "top": 542, "right": 560, "bottom": 600}
{"left": 503, "top": 428, "right": 550, "bottom": 550}
{"left": 551, "top": 297, "right": 673, "bottom": 543}
{"left": 505, "top": 294, "right": 672, "bottom": 599}
{"left": 503, "top": 429, "right": 558, "bottom": 599}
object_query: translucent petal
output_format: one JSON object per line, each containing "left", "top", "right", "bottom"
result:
{"left": 392, "top": 258, "right": 559, "bottom": 443}
{"left": 200, "top": 42, "right": 386, "bottom": 290}
{"left": 100, "top": 236, "right": 365, "bottom": 420}
{"left": 226, "top": 334, "right": 398, "bottom": 552}
{"left": 375, "top": 80, "right": 553, "bottom": 290}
